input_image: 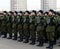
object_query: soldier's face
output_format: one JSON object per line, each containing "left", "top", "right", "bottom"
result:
{"left": 4, "top": 13, "right": 6, "bottom": 15}
{"left": 24, "top": 12, "right": 29, "bottom": 16}
{"left": 53, "top": 13, "right": 55, "bottom": 16}
{"left": 37, "top": 12, "right": 42, "bottom": 16}
{"left": 8, "top": 13, "right": 11, "bottom": 15}
{"left": 14, "top": 13, "right": 16, "bottom": 16}
{"left": 49, "top": 11, "right": 53, "bottom": 15}
{"left": 30, "top": 12, "right": 35, "bottom": 16}
{"left": 18, "top": 13, "right": 22, "bottom": 16}
{"left": 45, "top": 14, "right": 48, "bottom": 16}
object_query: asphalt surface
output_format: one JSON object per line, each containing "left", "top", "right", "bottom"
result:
{"left": 0, "top": 37, "right": 60, "bottom": 49}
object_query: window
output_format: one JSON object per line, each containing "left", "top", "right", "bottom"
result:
{"left": 27, "top": 0, "right": 41, "bottom": 11}
{"left": 57, "top": 0, "right": 60, "bottom": 11}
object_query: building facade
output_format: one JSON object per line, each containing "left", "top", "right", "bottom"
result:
{"left": 41, "top": 0, "right": 57, "bottom": 12}
{"left": 11, "top": 0, "right": 27, "bottom": 11}
{"left": 11, "top": 0, "right": 56, "bottom": 12}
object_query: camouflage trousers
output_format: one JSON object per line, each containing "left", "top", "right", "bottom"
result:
{"left": 17, "top": 24, "right": 23, "bottom": 37}
{"left": 46, "top": 25, "right": 55, "bottom": 41}
{"left": 29, "top": 24, "right": 36, "bottom": 39}
{"left": 30, "top": 30, "right": 36, "bottom": 40}
{"left": 36, "top": 25, "right": 44, "bottom": 40}
{"left": 23, "top": 23, "right": 29, "bottom": 38}
{"left": 12, "top": 23, "right": 17, "bottom": 34}
{"left": 1, "top": 23, "right": 7, "bottom": 35}
{"left": 7, "top": 23, "right": 12, "bottom": 33}
{"left": 47, "top": 32, "right": 55, "bottom": 41}
{"left": 37, "top": 31, "right": 44, "bottom": 40}
{"left": 56, "top": 25, "right": 60, "bottom": 39}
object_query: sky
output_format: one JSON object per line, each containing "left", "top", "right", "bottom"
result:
{"left": 0, "top": 0, "right": 60, "bottom": 11}
{"left": 0, "top": 0, "right": 10, "bottom": 11}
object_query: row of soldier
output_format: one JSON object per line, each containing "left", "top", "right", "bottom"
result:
{"left": 0, "top": 9, "right": 60, "bottom": 49}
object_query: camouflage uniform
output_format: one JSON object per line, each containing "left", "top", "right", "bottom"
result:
{"left": 17, "top": 15, "right": 23, "bottom": 42}
{"left": 36, "top": 16, "right": 45, "bottom": 46}
{"left": 53, "top": 15, "right": 58, "bottom": 45}
{"left": 7, "top": 15, "right": 12, "bottom": 39}
{"left": 29, "top": 16, "right": 36, "bottom": 44}
{"left": 0, "top": 15, "right": 3, "bottom": 36}
{"left": 12, "top": 16, "right": 17, "bottom": 40}
{"left": 23, "top": 16, "right": 29, "bottom": 43}
{"left": 1, "top": 15, "right": 7, "bottom": 38}
{"left": 45, "top": 16, "right": 56, "bottom": 49}
{"left": 57, "top": 16, "right": 60, "bottom": 39}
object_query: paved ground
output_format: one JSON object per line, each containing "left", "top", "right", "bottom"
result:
{"left": 0, "top": 37, "right": 60, "bottom": 49}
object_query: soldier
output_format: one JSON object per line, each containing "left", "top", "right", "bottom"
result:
{"left": 44, "top": 12, "right": 48, "bottom": 16}
{"left": 52, "top": 11, "right": 58, "bottom": 45}
{"left": 17, "top": 11, "right": 23, "bottom": 42}
{"left": 44, "top": 12, "right": 48, "bottom": 43}
{"left": 7, "top": 11, "right": 13, "bottom": 39}
{"left": 29, "top": 10, "right": 36, "bottom": 45}
{"left": 12, "top": 11, "right": 17, "bottom": 40}
{"left": 0, "top": 13, "right": 3, "bottom": 37}
{"left": 23, "top": 11, "right": 30, "bottom": 43}
{"left": 56, "top": 13, "right": 60, "bottom": 46}
{"left": 1, "top": 11, "right": 7, "bottom": 38}
{"left": 46, "top": 10, "right": 56, "bottom": 49}
{"left": 55, "top": 12, "right": 60, "bottom": 40}
{"left": 36, "top": 10, "right": 46, "bottom": 47}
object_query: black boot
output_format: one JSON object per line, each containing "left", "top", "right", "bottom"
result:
{"left": 23, "top": 36, "right": 29, "bottom": 43}
{"left": 2, "top": 33, "right": 7, "bottom": 38}
{"left": 18, "top": 39, "right": 23, "bottom": 42}
{"left": 30, "top": 38, "right": 35, "bottom": 45}
{"left": 58, "top": 45, "right": 60, "bottom": 46}
{"left": 13, "top": 34, "right": 17, "bottom": 40}
{"left": 0, "top": 32, "right": 2, "bottom": 37}
{"left": 7, "top": 36, "right": 12, "bottom": 39}
{"left": 46, "top": 41, "right": 53, "bottom": 49}
{"left": 53, "top": 38, "right": 56, "bottom": 45}
{"left": 37, "top": 43, "right": 43, "bottom": 47}
{"left": 2, "top": 35, "right": 7, "bottom": 38}
{"left": 37, "top": 39, "right": 44, "bottom": 47}
{"left": 30, "top": 41, "right": 35, "bottom": 45}
{"left": 44, "top": 38, "right": 48, "bottom": 43}
{"left": 58, "top": 42, "right": 60, "bottom": 46}
{"left": 7, "top": 33, "right": 12, "bottom": 39}
{"left": 18, "top": 36, "right": 23, "bottom": 42}
{"left": 13, "top": 37, "right": 17, "bottom": 40}
{"left": 23, "top": 40, "right": 29, "bottom": 43}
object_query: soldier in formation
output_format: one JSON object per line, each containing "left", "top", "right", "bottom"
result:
{"left": 36, "top": 10, "right": 45, "bottom": 46}
{"left": 17, "top": 11, "right": 23, "bottom": 42}
{"left": 7, "top": 11, "right": 13, "bottom": 39}
{"left": 0, "top": 9, "right": 60, "bottom": 49}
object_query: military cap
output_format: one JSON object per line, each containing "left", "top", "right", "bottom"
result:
{"left": 24, "top": 10, "right": 30, "bottom": 14}
{"left": 44, "top": 12, "right": 48, "bottom": 15}
{"left": 49, "top": 9, "right": 54, "bottom": 13}
{"left": 53, "top": 11, "right": 56, "bottom": 15}
{"left": 3, "top": 11, "right": 7, "bottom": 13}
{"left": 31, "top": 10, "right": 36, "bottom": 14}
{"left": 9, "top": 11, "right": 13, "bottom": 14}
{"left": 19, "top": 11, "right": 23, "bottom": 14}
{"left": 38, "top": 10, "right": 43, "bottom": 14}
{"left": 14, "top": 11, "right": 17, "bottom": 14}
